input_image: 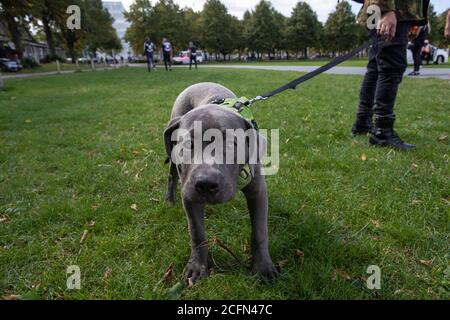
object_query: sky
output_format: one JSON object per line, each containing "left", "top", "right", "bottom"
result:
{"left": 119, "top": 0, "right": 449, "bottom": 22}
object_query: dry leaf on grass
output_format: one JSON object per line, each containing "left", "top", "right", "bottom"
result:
{"left": 104, "top": 267, "right": 113, "bottom": 280}
{"left": 187, "top": 277, "right": 194, "bottom": 289}
{"left": 130, "top": 203, "right": 138, "bottom": 211}
{"left": 361, "top": 153, "right": 367, "bottom": 161}
{"left": 438, "top": 135, "right": 448, "bottom": 143}
{"left": 163, "top": 262, "right": 175, "bottom": 284}
{"left": 419, "top": 259, "right": 433, "bottom": 267}
{"left": 277, "top": 260, "right": 288, "bottom": 269}
{"left": 371, "top": 219, "right": 381, "bottom": 228}
{"left": 294, "top": 249, "right": 305, "bottom": 259}
{"left": 86, "top": 220, "right": 96, "bottom": 228}
{"left": 411, "top": 199, "right": 422, "bottom": 205}
{"left": 332, "top": 269, "right": 351, "bottom": 281}
{"left": 0, "top": 214, "right": 9, "bottom": 224}
{"left": 2, "top": 294, "right": 19, "bottom": 300}
{"left": 80, "top": 229, "right": 88, "bottom": 244}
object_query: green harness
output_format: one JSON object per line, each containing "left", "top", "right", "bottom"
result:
{"left": 212, "top": 97, "right": 258, "bottom": 189}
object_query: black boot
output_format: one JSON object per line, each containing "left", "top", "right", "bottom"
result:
{"left": 351, "top": 116, "right": 373, "bottom": 135}
{"left": 369, "top": 128, "right": 416, "bottom": 150}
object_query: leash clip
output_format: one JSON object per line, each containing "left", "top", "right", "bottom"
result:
{"left": 248, "top": 95, "right": 267, "bottom": 105}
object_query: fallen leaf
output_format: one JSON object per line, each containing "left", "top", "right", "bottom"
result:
{"left": 163, "top": 262, "right": 175, "bottom": 284}
{"left": 86, "top": 220, "right": 96, "bottom": 228}
{"left": 132, "top": 150, "right": 140, "bottom": 156}
{"left": 104, "top": 267, "right": 112, "bottom": 280}
{"left": 361, "top": 153, "right": 367, "bottom": 161}
{"left": 332, "top": 269, "right": 351, "bottom": 281}
{"left": 277, "top": 260, "right": 288, "bottom": 269}
{"left": 187, "top": 277, "right": 194, "bottom": 289}
{"left": 294, "top": 249, "right": 304, "bottom": 259}
{"left": 149, "top": 198, "right": 159, "bottom": 202}
{"left": 0, "top": 214, "right": 9, "bottom": 224}
{"left": 411, "top": 199, "right": 422, "bottom": 205}
{"left": 437, "top": 135, "right": 448, "bottom": 143}
{"left": 419, "top": 259, "right": 433, "bottom": 267}
{"left": 372, "top": 236, "right": 381, "bottom": 241}
{"left": 130, "top": 203, "right": 138, "bottom": 211}
{"left": 80, "top": 229, "right": 88, "bottom": 244}
{"left": 371, "top": 219, "right": 381, "bottom": 228}
{"left": 242, "top": 240, "right": 249, "bottom": 254}
{"left": 134, "top": 172, "right": 140, "bottom": 181}
{"left": 2, "top": 294, "right": 19, "bottom": 300}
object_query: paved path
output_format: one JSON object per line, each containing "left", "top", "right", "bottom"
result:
{"left": 127, "top": 63, "right": 449, "bottom": 80}
{"left": 196, "top": 64, "right": 450, "bottom": 79}
{"left": 2, "top": 64, "right": 449, "bottom": 80}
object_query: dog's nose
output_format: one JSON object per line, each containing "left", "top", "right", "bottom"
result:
{"left": 195, "top": 177, "right": 219, "bottom": 195}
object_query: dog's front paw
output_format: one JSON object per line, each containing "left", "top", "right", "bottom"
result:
{"left": 182, "top": 257, "right": 208, "bottom": 284}
{"left": 253, "top": 257, "right": 278, "bottom": 281}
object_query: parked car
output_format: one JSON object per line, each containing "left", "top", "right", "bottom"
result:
{"left": 0, "top": 58, "right": 23, "bottom": 72}
{"left": 172, "top": 50, "right": 204, "bottom": 65}
{"left": 407, "top": 44, "right": 448, "bottom": 65}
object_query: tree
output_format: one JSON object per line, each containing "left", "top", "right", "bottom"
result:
{"left": 323, "top": 0, "right": 359, "bottom": 54}
{"left": 0, "top": 0, "right": 33, "bottom": 59}
{"left": 199, "top": 0, "right": 237, "bottom": 60}
{"left": 433, "top": 8, "right": 450, "bottom": 48}
{"left": 83, "top": 0, "right": 121, "bottom": 58}
{"left": 286, "top": 1, "right": 322, "bottom": 58}
{"left": 245, "top": 1, "right": 282, "bottom": 59}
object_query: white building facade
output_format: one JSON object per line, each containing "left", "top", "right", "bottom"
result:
{"left": 102, "top": 1, "right": 132, "bottom": 58}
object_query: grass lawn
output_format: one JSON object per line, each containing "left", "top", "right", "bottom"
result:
{"left": 0, "top": 67, "right": 448, "bottom": 300}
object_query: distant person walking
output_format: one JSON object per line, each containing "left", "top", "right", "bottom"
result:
{"left": 408, "top": 24, "right": 429, "bottom": 76}
{"left": 144, "top": 37, "right": 156, "bottom": 72}
{"left": 188, "top": 41, "right": 198, "bottom": 70}
{"left": 161, "top": 37, "right": 173, "bottom": 71}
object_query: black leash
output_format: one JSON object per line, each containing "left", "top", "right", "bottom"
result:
{"left": 246, "top": 37, "right": 383, "bottom": 105}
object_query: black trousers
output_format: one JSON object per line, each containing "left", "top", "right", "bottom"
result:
{"left": 189, "top": 55, "right": 197, "bottom": 69}
{"left": 411, "top": 45, "right": 422, "bottom": 71}
{"left": 163, "top": 53, "right": 171, "bottom": 70}
{"left": 355, "top": 22, "right": 410, "bottom": 128}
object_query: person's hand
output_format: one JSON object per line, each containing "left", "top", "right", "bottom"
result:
{"left": 377, "top": 11, "right": 397, "bottom": 40}
{"left": 445, "top": 25, "right": 450, "bottom": 38}
{"left": 445, "top": 11, "right": 450, "bottom": 38}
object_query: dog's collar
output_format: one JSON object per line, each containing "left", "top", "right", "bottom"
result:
{"left": 237, "top": 163, "right": 252, "bottom": 190}
{"left": 210, "top": 97, "right": 259, "bottom": 130}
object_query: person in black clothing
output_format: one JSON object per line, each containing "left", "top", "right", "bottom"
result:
{"left": 188, "top": 41, "right": 198, "bottom": 70}
{"left": 408, "top": 24, "right": 429, "bottom": 76}
{"left": 351, "top": 0, "right": 429, "bottom": 151}
{"left": 161, "top": 37, "right": 173, "bottom": 71}
{"left": 144, "top": 37, "right": 156, "bottom": 72}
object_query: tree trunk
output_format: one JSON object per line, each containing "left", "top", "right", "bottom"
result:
{"left": 5, "top": 15, "right": 23, "bottom": 59}
{"left": 42, "top": 15, "right": 56, "bottom": 58}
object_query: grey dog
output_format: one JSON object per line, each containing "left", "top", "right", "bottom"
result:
{"left": 163, "top": 82, "right": 278, "bottom": 284}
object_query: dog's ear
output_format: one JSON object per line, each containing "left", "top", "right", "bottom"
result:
{"left": 163, "top": 116, "right": 182, "bottom": 161}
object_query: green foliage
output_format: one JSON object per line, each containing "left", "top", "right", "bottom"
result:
{"left": 245, "top": 1, "right": 283, "bottom": 57}
{"left": 21, "top": 57, "right": 39, "bottom": 68}
{"left": 286, "top": 1, "right": 322, "bottom": 57}
{"left": 200, "top": 0, "right": 237, "bottom": 58}
{"left": 324, "top": 0, "right": 360, "bottom": 53}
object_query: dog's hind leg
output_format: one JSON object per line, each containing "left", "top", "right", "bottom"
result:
{"left": 165, "top": 162, "right": 178, "bottom": 204}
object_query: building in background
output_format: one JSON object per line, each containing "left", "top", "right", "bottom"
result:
{"left": 102, "top": 1, "right": 132, "bottom": 58}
